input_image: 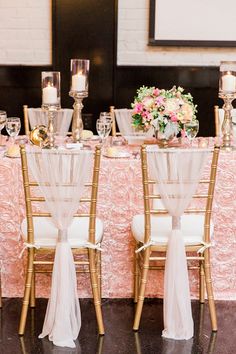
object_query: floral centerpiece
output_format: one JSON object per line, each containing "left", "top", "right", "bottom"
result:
{"left": 131, "top": 86, "right": 197, "bottom": 141}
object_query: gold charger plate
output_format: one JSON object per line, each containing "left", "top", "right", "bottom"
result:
{"left": 30, "top": 125, "right": 48, "bottom": 146}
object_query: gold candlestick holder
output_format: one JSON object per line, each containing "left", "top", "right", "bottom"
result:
{"left": 46, "top": 106, "right": 57, "bottom": 148}
{"left": 69, "top": 91, "right": 88, "bottom": 142}
{"left": 69, "top": 59, "right": 89, "bottom": 142}
{"left": 219, "top": 61, "right": 236, "bottom": 151}
{"left": 41, "top": 71, "right": 61, "bottom": 148}
{"left": 219, "top": 93, "right": 235, "bottom": 151}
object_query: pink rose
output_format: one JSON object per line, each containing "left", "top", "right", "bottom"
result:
{"left": 170, "top": 113, "right": 178, "bottom": 122}
{"left": 141, "top": 111, "right": 148, "bottom": 121}
{"left": 134, "top": 103, "right": 143, "bottom": 114}
{"left": 153, "top": 88, "right": 160, "bottom": 96}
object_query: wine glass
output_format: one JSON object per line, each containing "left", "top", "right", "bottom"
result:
{"left": 99, "top": 112, "right": 112, "bottom": 122}
{"left": 96, "top": 118, "right": 111, "bottom": 146}
{"left": 6, "top": 117, "right": 21, "bottom": 144}
{"left": 0, "top": 110, "right": 7, "bottom": 145}
{"left": 184, "top": 120, "right": 199, "bottom": 145}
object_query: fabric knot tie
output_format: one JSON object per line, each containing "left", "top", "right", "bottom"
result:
{"left": 197, "top": 241, "right": 211, "bottom": 254}
{"left": 19, "top": 242, "right": 40, "bottom": 258}
{"left": 135, "top": 240, "right": 155, "bottom": 253}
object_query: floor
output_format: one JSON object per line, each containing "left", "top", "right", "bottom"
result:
{"left": 0, "top": 298, "right": 235, "bottom": 354}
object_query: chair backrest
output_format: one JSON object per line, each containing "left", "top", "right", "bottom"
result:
{"left": 110, "top": 106, "right": 119, "bottom": 137}
{"left": 110, "top": 106, "right": 132, "bottom": 136}
{"left": 23, "top": 105, "right": 73, "bottom": 136}
{"left": 23, "top": 105, "right": 30, "bottom": 136}
{"left": 20, "top": 145, "right": 101, "bottom": 245}
{"left": 114, "top": 108, "right": 135, "bottom": 136}
{"left": 214, "top": 105, "right": 236, "bottom": 137}
{"left": 140, "top": 145, "right": 220, "bottom": 245}
{"left": 110, "top": 106, "right": 153, "bottom": 137}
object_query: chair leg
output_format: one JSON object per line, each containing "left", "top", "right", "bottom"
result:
{"left": 18, "top": 249, "right": 34, "bottom": 335}
{"left": 133, "top": 248, "right": 150, "bottom": 331}
{"left": 199, "top": 261, "right": 205, "bottom": 304}
{"left": 30, "top": 268, "right": 35, "bottom": 308}
{"left": 88, "top": 249, "right": 104, "bottom": 335}
{"left": 97, "top": 250, "right": 102, "bottom": 301}
{"left": 203, "top": 249, "right": 217, "bottom": 331}
{"left": 134, "top": 250, "right": 139, "bottom": 303}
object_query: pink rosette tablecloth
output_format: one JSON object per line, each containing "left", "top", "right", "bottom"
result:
{"left": 0, "top": 146, "right": 236, "bottom": 300}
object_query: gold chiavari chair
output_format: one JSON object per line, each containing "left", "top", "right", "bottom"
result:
{"left": 19, "top": 145, "right": 104, "bottom": 336}
{"left": 110, "top": 106, "right": 135, "bottom": 137}
{"left": 214, "top": 105, "right": 221, "bottom": 138}
{"left": 23, "top": 105, "right": 73, "bottom": 136}
{"left": 110, "top": 106, "right": 120, "bottom": 137}
{"left": 23, "top": 105, "right": 30, "bottom": 137}
{"left": 132, "top": 145, "right": 220, "bottom": 332}
{"left": 110, "top": 106, "right": 154, "bottom": 140}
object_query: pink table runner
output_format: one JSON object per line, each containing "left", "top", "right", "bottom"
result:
{"left": 0, "top": 147, "right": 236, "bottom": 300}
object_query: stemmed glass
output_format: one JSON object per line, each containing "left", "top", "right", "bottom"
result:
{"left": 96, "top": 118, "right": 112, "bottom": 146}
{"left": 184, "top": 120, "right": 199, "bottom": 146}
{"left": 0, "top": 111, "right": 7, "bottom": 145}
{"left": 99, "top": 112, "right": 112, "bottom": 121}
{"left": 6, "top": 117, "right": 21, "bottom": 144}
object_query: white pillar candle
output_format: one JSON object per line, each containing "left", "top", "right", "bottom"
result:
{"left": 71, "top": 73, "right": 86, "bottom": 91}
{"left": 42, "top": 85, "right": 57, "bottom": 104}
{"left": 222, "top": 72, "right": 236, "bottom": 92}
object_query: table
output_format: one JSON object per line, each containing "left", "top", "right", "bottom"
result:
{"left": 0, "top": 145, "right": 236, "bottom": 300}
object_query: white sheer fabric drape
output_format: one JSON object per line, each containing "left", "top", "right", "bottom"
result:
{"left": 114, "top": 109, "right": 153, "bottom": 136}
{"left": 26, "top": 147, "right": 93, "bottom": 348}
{"left": 28, "top": 108, "right": 73, "bottom": 136}
{"left": 147, "top": 148, "right": 210, "bottom": 340}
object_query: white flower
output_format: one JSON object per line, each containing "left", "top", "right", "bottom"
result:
{"left": 178, "top": 103, "right": 193, "bottom": 123}
{"left": 143, "top": 96, "right": 155, "bottom": 109}
{"left": 164, "top": 98, "right": 180, "bottom": 112}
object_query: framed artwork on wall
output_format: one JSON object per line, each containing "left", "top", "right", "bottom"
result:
{"left": 149, "top": 0, "right": 236, "bottom": 47}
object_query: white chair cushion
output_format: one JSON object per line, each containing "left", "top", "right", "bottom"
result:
{"left": 21, "top": 216, "right": 103, "bottom": 248}
{"left": 131, "top": 214, "right": 213, "bottom": 245}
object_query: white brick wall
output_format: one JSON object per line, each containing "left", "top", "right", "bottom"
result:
{"left": 1, "top": 0, "right": 235, "bottom": 67}
{"left": 117, "top": 0, "right": 236, "bottom": 66}
{"left": 0, "top": 0, "right": 51, "bottom": 65}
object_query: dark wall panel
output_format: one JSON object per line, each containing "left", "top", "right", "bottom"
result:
{"left": 115, "top": 66, "right": 220, "bottom": 137}
{"left": 0, "top": 65, "right": 52, "bottom": 134}
{"left": 54, "top": 0, "right": 116, "bottom": 129}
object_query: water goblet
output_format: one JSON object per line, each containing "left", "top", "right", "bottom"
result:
{"left": 184, "top": 120, "right": 199, "bottom": 146}
{"left": 96, "top": 118, "right": 112, "bottom": 146}
{"left": 6, "top": 117, "right": 21, "bottom": 144}
{"left": 0, "top": 110, "right": 7, "bottom": 145}
{"left": 99, "top": 112, "right": 112, "bottom": 122}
